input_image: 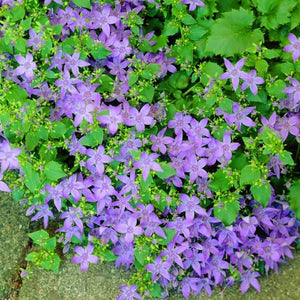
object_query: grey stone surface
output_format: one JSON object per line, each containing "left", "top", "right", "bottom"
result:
{"left": 19, "top": 251, "right": 300, "bottom": 300}
{"left": 0, "top": 192, "right": 30, "bottom": 299}
{"left": 19, "top": 254, "right": 132, "bottom": 300}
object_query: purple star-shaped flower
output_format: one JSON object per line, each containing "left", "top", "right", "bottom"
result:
{"left": 98, "top": 105, "right": 124, "bottom": 134}
{"left": 219, "top": 131, "right": 240, "bottom": 162}
{"left": 114, "top": 216, "right": 143, "bottom": 244}
{"left": 240, "top": 271, "right": 261, "bottom": 294}
{"left": 184, "top": 155, "right": 208, "bottom": 183}
{"left": 224, "top": 102, "right": 256, "bottom": 132}
{"left": 64, "top": 52, "right": 90, "bottom": 77}
{"left": 126, "top": 104, "right": 154, "bottom": 132}
{"left": 150, "top": 127, "right": 173, "bottom": 154}
{"left": 85, "top": 145, "right": 112, "bottom": 175}
{"left": 219, "top": 58, "right": 246, "bottom": 91}
{"left": 117, "top": 285, "right": 142, "bottom": 300}
{"left": 182, "top": 0, "right": 205, "bottom": 11}
{"left": 283, "top": 33, "right": 300, "bottom": 61}
{"left": 240, "top": 69, "right": 264, "bottom": 95}
{"left": 177, "top": 194, "right": 206, "bottom": 220}
{"left": 282, "top": 77, "right": 300, "bottom": 106}
{"left": 71, "top": 243, "right": 99, "bottom": 272}
{"left": 31, "top": 203, "right": 54, "bottom": 228}
{"left": 275, "top": 115, "right": 300, "bottom": 141}
{"left": 133, "top": 152, "right": 163, "bottom": 180}
{"left": 14, "top": 53, "right": 37, "bottom": 81}
{"left": 55, "top": 69, "right": 82, "bottom": 97}
{"left": 146, "top": 257, "right": 172, "bottom": 282}
{"left": 0, "top": 140, "right": 22, "bottom": 173}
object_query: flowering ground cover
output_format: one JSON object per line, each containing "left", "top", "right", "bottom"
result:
{"left": 0, "top": 0, "right": 299, "bottom": 299}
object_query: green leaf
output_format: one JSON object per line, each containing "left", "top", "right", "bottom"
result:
{"left": 128, "top": 73, "right": 139, "bottom": 86}
{"left": 214, "top": 198, "right": 240, "bottom": 226}
{"left": 102, "top": 250, "right": 118, "bottom": 262}
{"left": 188, "top": 24, "right": 209, "bottom": 41}
{"left": 41, "top": 38, "right": 52, "bottom": 58}
{"left": 256, "top": 0, "right": 297, "bottom": 30}
{"left": 91, "top": 44, "right": 111, "bottom": 59}
{"left": 240, "top": 165, "right": 260, "bottom": 186}
{"left": 25, "top": 251, "right": 39, "bottom": 263}
{"left": 149, "top": 283, "right": 162, "bottom": 298}
{"left": 25, "top": 132, "right": 40, "bottom": 151}
{"left": 141, "top": 174, "right": 153, "bottom": 191}
{"left": 44, "top": 237, "right": 56, "bottom": 252}
{"left": 72, "top": 0, "right": 91, "bottom": 9}
{"left": 266, "top": 80, "right": 286, "bottom": 98}
{"left": 12, "top": 188, "right": 24, "bottom": 202}
{"left": 209, "top": 169, "right": 232, "bottom": 192}
{"left": 11, "top": 5, "right": 25, "bottom": 22}
{"left": 0, "top": 38, "right": 13, "bottom": 54}
{"left": 135, "top": 245, "right": 150, "bottom": 266}
{"left": 41, "top": 254, "right": 61, "bottom": 274}
{"left": 39, "top": 144, "right": 57, "bottom": 162}
{"left": 49, "top": 122, "right": 68, "bottom": 139}
{"left": 288, "top": 180, "right": 300, "bottom": 219}
{"left": 279, "top": 151, "right": 295, "bottom": 165}
{"left": 14, "top": 38, "right": 27, "bottom": 54}
{"left": 206, "top": 8, "right": 264, "bottom": 56}
{"left": 22, "top": 162, "right": 41, "bottom": 193}
{"left": 140, "top": 85, "right": 155, "bottom": 103}
{"left": 250, "top": 183, "right": 271, "bottom": 207}
{"left": 156, "top": 163, "right": 176, "bottom": 179}
{"left": 44, "top": 161, "right": 66, "bottom": 181}
{"left": 230, "top": 153, "right": 248, "bottom": 170}
{"left": 28, "top": 230, "right": 49, "bottom": 246}
{"left": 162, "top": 19, "right": 179, "bottom": 36}
{"left": 157, "top": 228, "right": 176, "bottom": 245}
{"left": 20, "top": 18, "right": 32, "bottom": 31}
{"left": 182, "top": 14, "right": 197, "bottom": 25}
{"left": 81, "top": 127, "right": 103, "bottom": 147}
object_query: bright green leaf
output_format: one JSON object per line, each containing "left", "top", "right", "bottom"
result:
{"left": 28, "top": 230, "right": 49, "bottom": 245}
{"left": 240, "top": 165, "right": 260, "bottom": 186}
{"left": 251, "top": 183, "right": 271, "bottom": 207}
{"left": 44, "top": 161, "right": 67, "bottom": 181}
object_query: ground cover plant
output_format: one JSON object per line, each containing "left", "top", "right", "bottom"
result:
{"left": 0, "top": 0, "right": 299, "bottom": 299}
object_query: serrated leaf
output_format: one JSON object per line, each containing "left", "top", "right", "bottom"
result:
{"left": 156, "top": 163, "right": 176, "bottom": 179}
{"left": 28, "top": 230, "right": 49, "bottom": 245}
{"left": 44, "top": 237, "right": 56, "bottom": 252}
{"left": 266, "top": 80, "right": 286, "bottom": 98}
{"left": 206, "top": 8, "right": 264, "bottom": 56}
{"left": 250, "top": 183, "right": 271, "bottom": 207}
{"left": 11, "top": 5, "right": 25, "bottom": 22}
{"left": 256, "top": 0, "right": 297, "bottom": 30}
{"left": 81, "top": 127, "right": 103, "bottom": 147}
{"left": 25, "top": 132, "right": 40, "bottom": 151}
{"left": 44, "top": 161, "right": 66, "bottom": 181}
{"left": 240, "top": 165, "right": 260, "bottom": 186}
{"left": 22, "top": 162, "right": 41, "bottom": 193}
{"left": 288, "top": 180, "right": 300, "bottom": 219}
{"left": 279, "top": 151, "right": 295, "bottom": 165}
{"left": 25, "top": 251, "right": 39, "bottom": 262}
{"left": 214, "top": 198, "right": 240, "bottom": 226}
{"left": 91, "top": 45, "right": 111, "bottom": 59}
{"left": 209, "top": 169, "right": 232, "bottom": 191}
{"left": 72, "top": 0, "right": 91, "bottom": 9}
{"left": 49, "top": 122, "right": 68, "bottom": 139}
{"left": 135, "top": 246, "right": 150, "bottom": 265}
{"left": 140, "top": 85, "right": 155, "bottom": 103}
{"left": 15, "top": 38, "right": 27, "bottom": 53}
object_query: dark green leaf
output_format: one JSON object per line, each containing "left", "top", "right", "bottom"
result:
{"left": 44, "top": 161, "right": 67, "bottom": 181}
{"left": 250, "top": 183, "right": 271, "bottom": 207}
{"left": 288, "top": 180, "right": 300, "bottom": 219}
{"left": 22, "top": 162, "right": 41, "bottom": 193}
{"left": 240, "top": 165, "right": 260, "bottom": 186}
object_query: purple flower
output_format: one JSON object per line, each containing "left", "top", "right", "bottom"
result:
{"left": 146, "top": 257, "right": 172, "bottom": 282}
{"left": 73, "top": 100, "right": 95, "bottom": 127}
{"left": 117, "top": 285, "right": 142, "bottom": 300}
{"left": 224, "top": 102, "right": 256, "bottom": 132}
{"left": 267, "top": 155, "right": 284, "bottom": 179}
{"left": 133, "top": 152, "right": 162, "bottom": 180}
{"left": 177, "top": 194, "right": 206, "bottom": 220}
{"left": 282, "top": 77, "right": 300, "bottom": 106}
{"left": 126, "top": 104, "right": 154, "bottom": 132}
{"left": 111, "top": 38, "right": 132, "bottom": 61}
{"left": 0, "top": 140, "right": 22, "bottom": 173}
{"left": 14, "top": 53, "right": 37, "bottom": 81}
{"left": 92, "top": 5, "right": 119, "bottom": 36}
{"left": 275, "top": 115, "right": 300, "bottom": 141}
{"left": 55, "top": 69, "right": 82, "bottom": 97}
{"left": 60, "top": 207, "right": 84, "bottom": 232}
{"left": 48, "top": 51, "right": 65, "bottom": 71}
{"left": 0, "top": 177, "right": 10, "bottom": 192}
{"left": 219, "top": 58, "right": 246, "bottom": 91}
{"left": 45, "top": 183, "right": 64, "bottom": 211}
{"left": 68, "top": 133, "right": 87, "bottom": 155}
{"left": 98, "top": 106, "right": 123, "bottom": 134}
{"left": 184, "top": 155, "right": 208, "bottom": 183}
{"left": 64, "top": 52, "right": 90, "bottom": 77}
{"left": 168, "top": 113, "right": 192, "bottom": 135}
{"left": 219, "top": 131, "right": 240, "bottom": 163}
{"left": 31, "top": 203, "right": 54, "bottom": 228}
{"left": 44, "top": 0, "right": 62, "bottom": 5}
{"left": 86, "top": 145, "right": 112, "bottom": 175}
{"left": 117, "top": 171, "right": 139, "bottom": 195}
{"left": 182, "top": 0, "right": 205, "bottom": 11}
{"left": 150, "top": 128, "right": 173, "bottom": 154}
{"left": 27, "top": 29, "right": 45, "bottom": 50}
{"left": 283, "top": 33, "right": 300, "bottom": 61}
{"left": 141, "top": 213, "right": 166, "bottom": 238}
{"left": 166, "top": 217, "right": 194, "bottom": 239}
{"left": 114, "top": 216, "right": 143, "bottom": 244}
{"left": 240, "top": 70, "right": 264, "bottom": 95}
{"left": 240, "top": 271, "right": 260, "bottom": 294}
{"left": 71, "top": 244, "right": 99, "bottom": 272}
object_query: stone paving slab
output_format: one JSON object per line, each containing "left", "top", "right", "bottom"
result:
{"left": 0, "top": 193, "right": 30, "bottom": 299}
{"left": 19, "top": 251, "right": 300, "bottom": 300}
